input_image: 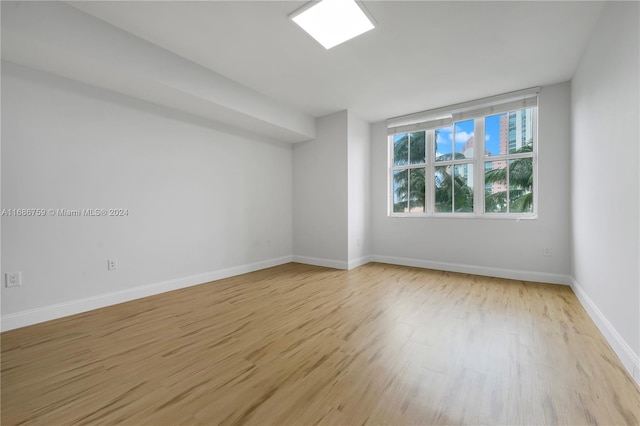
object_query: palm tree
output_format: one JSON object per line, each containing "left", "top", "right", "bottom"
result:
{"left": 393, "top": 132, "right": 426, "bottom": 212}
{"left": 484, "top": 144, "right": 533, "bottom": 213}
{"left": 393, "top": 130, "right": 475, "bottom": 213}
{"left": 433, "top": 128, "right": 474, "bottom": 212}
{"left": 434, "top": 164, "right": 474, "bottom": 213}
{"left": 393, "top": 131, "right": 426, "bottom": 167}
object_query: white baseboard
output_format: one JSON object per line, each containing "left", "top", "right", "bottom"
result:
{"left": 370, "top": 255, "right": 572, "bottom": 285}
{"left": 292, "top": 255, "right": 349, "bottom": 270}
{"left": 348, "top": 256, "right": 372, "bottom": 270}
{"left": 292, "top": 255, "right": 372, "bottom": 271}
{"left": 570, "top": 278, "right": 640, "bottom": 387}
{"left": 0, "top": 255, "right": 293, "bottom": 332}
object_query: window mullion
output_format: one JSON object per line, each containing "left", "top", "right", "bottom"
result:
{"left": 406, "top": 166, "right": 411, "bottom": 213}
{"left": 451, "top": 163, "right": 455, "bottom": 213}
{"left": 492, "top": 152, "right": 533, "bottom": 161}
{"left": 388, "top": 135, "right": 397, "bottom": 215}
{"left": 532, "top": 107, "right": 538, "bottom": 214}
{"left": 426, "top": 130, "right": 434, "bottom": 214}
{"left": 506, "top": 156, "right": 511, "bottom": 213}
{"left": 475, "top": 118, "right": 484, "bottom": 215}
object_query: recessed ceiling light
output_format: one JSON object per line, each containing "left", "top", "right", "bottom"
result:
{"left": 290, "top": 0, "right": 375, "bottom": 50}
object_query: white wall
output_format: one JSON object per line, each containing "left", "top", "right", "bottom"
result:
{"left": 347, "top": 112, "right": 371, "bottom": 268}
{"left": 570, "top": 1, "right": 639, "bottom": 383}
{"left": 292, "top": 110, "right": 371, "bottom": 270}
{"left": 292, "top": 111, "right": 348, "bottom": 268}
{"left": 1, "top": 61, "right": 293, "bottom": 329}
{"left": 370, "top": 82, "right": 572, "bottom": 284}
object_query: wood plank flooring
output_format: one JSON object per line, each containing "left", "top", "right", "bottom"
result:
{"left": 2, "top": 262, "right": 639, "bottom": 425}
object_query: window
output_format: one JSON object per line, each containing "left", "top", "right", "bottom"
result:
{"left": 434, "top": 120, "right": 475, "bottom": 213}
{"left": 387, "top": 89, "right": 537, "bottom": 218}
{"left": 484, "top": 110, "right": 534, "bottom": 214}
{"left": 391, "top": 131, "right": 426, "bottom": 213}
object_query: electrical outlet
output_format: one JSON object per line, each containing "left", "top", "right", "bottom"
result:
{"left": 543, "top": 247, "right": 552, "bottom": 257}
{"left": 107, "top": 259, "right": 117, "bottom": 271}
{"left": 5, "top": 272, "right": 22, "bottom": 287}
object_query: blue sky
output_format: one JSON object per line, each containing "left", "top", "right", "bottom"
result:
{"left": 436, "top": 119, "right": 474, "bottom": 157}
{"left": 484, "top": 113, "right": 502, "bottom": 156}
{"left": 435, "top": 114, "right": 504, "bottom": 157}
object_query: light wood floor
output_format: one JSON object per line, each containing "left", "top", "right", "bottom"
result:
{"left": 2, "top": 263, "right": 639, "bottom": 425}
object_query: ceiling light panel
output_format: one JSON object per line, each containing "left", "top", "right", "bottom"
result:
{"left": 290, "top": 0, "right": 375, "bottom": 49}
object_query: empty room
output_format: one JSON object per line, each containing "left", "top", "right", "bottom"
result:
{"left": 1, "top": 1, "right": 639, "bottom": 424}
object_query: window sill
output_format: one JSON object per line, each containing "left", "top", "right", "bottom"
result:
{"left": 388, "top": 213, "right": 538, "bottom": 220}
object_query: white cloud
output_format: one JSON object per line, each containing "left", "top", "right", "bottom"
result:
{"left": 455, "top": 131, "right": 473, "bottom": 143}
{"left": 436, "top": 132, "right": 450, "bottom": 146}
{"left": 485, "top": 134, "right": 491, "bottom": 141}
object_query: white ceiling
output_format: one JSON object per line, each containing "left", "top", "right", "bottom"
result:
{"left": 70, "top": 1, "right": 604, "bottom": 123}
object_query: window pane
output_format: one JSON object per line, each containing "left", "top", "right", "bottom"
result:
{"left": 507, "top": 109, "right": 533, "bottom": 154}
{"left": 454, "top": 119, "right": 474, "bottom": 159}
{"left": 509, "top": 158, "right": 533, "bottom": 213}
{"left": 409, "top": 131, "right": 426, "bottom": 164}
{"left": 393, "top": 169, "right": 408, "bottom": 213}
{"left": 484, "top": 112, "right": 508, "bottom": 157}
{"left": 435, "top": 126, "right": 453, "bottom": 162}
{"left": 409, "top": 168, "right": 425, "bottom": 212}
{"left": 393, "top": 133, "right": 408, "bottom": 166}
{"left": 485, "top": 161, "right": 507, "bottom": 213}
{"left": 434, "top": 165, "right": 452, "bottom": 212}
{"left": 454, "top": 163, "right": 474, "bottom": 212}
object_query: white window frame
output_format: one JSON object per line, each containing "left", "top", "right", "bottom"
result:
{"left": 387, "top": 88, "right": 539, "bottom": 219}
